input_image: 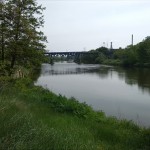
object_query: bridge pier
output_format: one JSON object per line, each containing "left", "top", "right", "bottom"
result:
{"left": 49, "top": 54, "right": 54, "bottom": 65}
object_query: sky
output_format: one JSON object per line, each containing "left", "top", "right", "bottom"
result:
{"left": 37, "top": 0, "right": 150, "bottom": 52}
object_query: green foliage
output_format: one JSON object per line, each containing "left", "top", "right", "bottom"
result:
{"left": 79, "top": 36, "right": 150, "bottom": 68}
{"left": 137, "top": 37, "right": 150, "bottom": 64}
{"left": 17, "top": 84, "right": 101, "bottom": 120}
{"left": 0, "top": 102, "right": 96, "bottom": 150}
{"left": 95, "top": 53, "right": 106, "bottom": 64}
{"left": 96, "top": 47, "right": 110, "bottom": 56}
{"left": 77, "top": 47, "right": 110, "bottom": 64}
{"left": 110, "top": 37, "right": 150, "bottom": 67}
{"left": 141, "top": 129, "right": 150, "bottom": 148}
{"left": 103, "top": 59, "right": 122, "bottom": 66}
{"left": 14, "top": 78, "right": 33, "bottom": 90}
{"left": 0, "top": 61, "right": 10, "bottom": 76}
{"left": 122, "top": 46, "right": 138, "bottom": 66}
{"left": 114, "top": 49, "right": 126, "bottom": 60}
{"left": 0, "top": 79, "right": 150, "bottom": 149}
{"left": 79, "top": 50, "right": 98, "bottom": 64}
{"left": 0, "top": 0, "right": 47, "bottom": 75}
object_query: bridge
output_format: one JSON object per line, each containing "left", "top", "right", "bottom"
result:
{"left": 44, "top": 51, "right": 98, "bottom": 64}
{"left": 44, "top": 51, "right": 98, "bottom": 56}
{"left": 44, "top": 51, "right": 99, "bottom": 64}
{"left": 44, "top": 50, "right": 115, "bottom": 64}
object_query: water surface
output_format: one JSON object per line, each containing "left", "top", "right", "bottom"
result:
{"left": 35, "top": 62, "right": 150, "bottom": 127}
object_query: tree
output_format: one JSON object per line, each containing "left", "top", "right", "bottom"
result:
{"left": 137, "top": 37, "right": 150, "bottom": 64}
{"left": 95, "top": 53, "right": 106, "bottom": 64}
{"left": 80, "top": 50, "right": 98, "bottom": 64}
{"left": 123, "top": 45, "right": 138, "bottom": 66}
{"left": 1, "top": 0, "right": 47, "bottom": 74}
{"left": 95, "top": 47, "right": 109, "bottom": 56}
{"left": 0, "top": 0, "right": 5, "bottom": 62}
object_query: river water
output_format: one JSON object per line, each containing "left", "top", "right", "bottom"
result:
{"left": 35, "top": 62, "right": 150, "bottom": 127}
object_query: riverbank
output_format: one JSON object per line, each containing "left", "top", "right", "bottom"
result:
{"left": 101, "top": 59, "right": 150, "bottom": 68}
{"left": 0, "top": 78, "right": 150, "bottom": 150}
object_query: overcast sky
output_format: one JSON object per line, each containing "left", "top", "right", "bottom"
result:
{"left": 37, "top": 0, "right": 150, "bottom": 52}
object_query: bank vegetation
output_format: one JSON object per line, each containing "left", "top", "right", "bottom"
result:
{"left": 75, "top": 37, "right": 150, "bottom": 68}
{"left": 1, "top": 0, "right": 150, "bottom": 149}
{"left": 0, "top": 78, "right": 150, "bottom": 150}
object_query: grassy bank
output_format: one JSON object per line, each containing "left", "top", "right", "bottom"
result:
{"left": 0, "top": 78, "right": 150, "bottom": 150}
{"left": 102, "top": 59, "right": 150, "bottom": 68}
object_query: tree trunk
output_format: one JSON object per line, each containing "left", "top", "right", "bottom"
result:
{"left": 9, "top": 54, "right": 16, "bottom": 76}
{"left": 1, "top": 23, "right": 4, "bottom": 62}
{"left": 0, "top": 3, "right": 5, "bottom": 62}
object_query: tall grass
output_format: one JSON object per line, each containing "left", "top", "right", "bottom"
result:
{"left": 0, "top": 78, "right": 150, "bottom": 150}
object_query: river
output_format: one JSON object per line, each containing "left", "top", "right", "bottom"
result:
{"left": 35, "top": 62, "right": 150, "bottom": 127}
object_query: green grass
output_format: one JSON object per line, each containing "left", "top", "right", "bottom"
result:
{"left": 0, "top": 78, "right": 150, "bottom": 150}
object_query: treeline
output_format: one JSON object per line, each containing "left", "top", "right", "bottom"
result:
{"left": 0, "top": 0, "right": 47, "bottom": 76}
{"left": 76, "top": 37, "right": 150, "bottom": 67}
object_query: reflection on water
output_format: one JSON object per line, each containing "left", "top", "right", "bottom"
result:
{"left": 125, "top": 68, "right": 150, "bottom": 94}
{"left": 41, "top": 63, "right": 100, "bottom": 75}
{"left": 35, "top": 62, "right": 150, "bottom": 127}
